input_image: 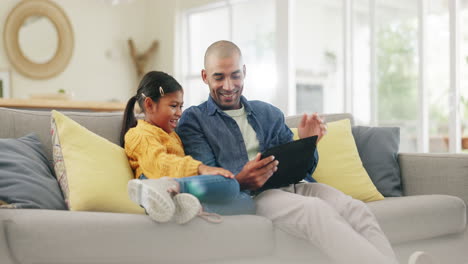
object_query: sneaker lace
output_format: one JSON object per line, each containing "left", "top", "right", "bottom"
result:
{"left": 197, "top": 211, "right": 223, "bottom": 224}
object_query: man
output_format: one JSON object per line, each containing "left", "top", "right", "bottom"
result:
{"left": 177, "top": 40, "right": 431, "bottom": 264}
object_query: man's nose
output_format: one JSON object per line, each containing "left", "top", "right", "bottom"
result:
{"left": 223, "top": 78, "right": 234, "bottom": 91}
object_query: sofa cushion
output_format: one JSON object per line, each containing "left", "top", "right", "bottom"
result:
{"left": 51, "top": 110, "right": 143, "bottom": 213}
{"left": 0, "top": 210, "right": 275, "bottom": 264}
{"left": 368, "top": 195, "right": 466, "bottom": 244}
{"left": 0, "top": 133, "right": 66, "bottom": 209}
{"left": 352, "top": 126, "right": 402, "bottom": 197}
{"left": 296, "top": 119, "right": 384, "bottom": 202}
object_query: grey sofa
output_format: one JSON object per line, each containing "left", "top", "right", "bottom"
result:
{"left": 0, "top": 107, "right": 467, "bottom": 264}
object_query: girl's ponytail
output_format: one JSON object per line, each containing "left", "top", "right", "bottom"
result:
{"left": 120, "top": 95, "right": 138, "bottom": 147}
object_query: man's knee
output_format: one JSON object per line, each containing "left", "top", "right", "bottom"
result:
{"left": 344, "top": 197, "right": 371, "bottom": 213}
{"left": 301, "top": 197, "right": 338, "bottom": 217}
{"left": 277, "top": 197, "right": 341, "bottom": 227}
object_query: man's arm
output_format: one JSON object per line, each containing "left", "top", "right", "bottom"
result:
{"left": 297, "top": 113, "right": 326, "bottom": 182}
{"left": 177, "top": 108, "right": 218, "bottom": 167}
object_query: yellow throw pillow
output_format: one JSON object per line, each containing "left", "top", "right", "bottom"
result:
{"left": 291, "top": 119, "right": 384, "bottom": 202}
{"left": 51, "top": 110, "right": 144, "bottom": 214}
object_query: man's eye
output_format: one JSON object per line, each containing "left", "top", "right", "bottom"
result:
{"left": 232, "top": 75, "right": 240, "bottom": 79}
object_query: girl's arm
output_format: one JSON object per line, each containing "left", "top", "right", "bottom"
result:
{"left": 128, "top": 134, "right": 234, "bottom": 179}
{"left": 128, "top": 134, "right": 201, "bottom": 179}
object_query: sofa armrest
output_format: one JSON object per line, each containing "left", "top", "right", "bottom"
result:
{"left": 398, "top": 153, "right": 468, "bottom": 203}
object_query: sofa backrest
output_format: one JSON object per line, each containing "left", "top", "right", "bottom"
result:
{"left": 0, "top": 107, "right": 353, "bottom": 162}
{"left": 285, "top": 113, "right": 354, "bottom": 128}
{"left": 0, "top": 107, "right": 123, "bottom": 162}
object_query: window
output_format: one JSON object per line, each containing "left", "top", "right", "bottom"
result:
{"left": 353, "top": 0, "right": 371, "bottom": 124}
{"left": 181, "top": 0, "right": 276, "bottom": 108}
{"left": 184, "top": 6, "right": 229, "bottom": 107}
{"left": 375, "top": 0, "right": 419, "bottom": 152}
{"left": 460, "top": 1, "right": 468, "bottom": 152}
{"left": 427, "top": 1, "right": 450, "bottom": 152}
{"left": 294, "top": 0, "right": 344, "bottom": 115}
{"left": 179, "top": 0, "right": 467, "bottom": 153}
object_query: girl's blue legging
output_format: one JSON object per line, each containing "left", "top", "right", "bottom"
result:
{"left": 139, "top": 174, "right": 256, "bottom": 215}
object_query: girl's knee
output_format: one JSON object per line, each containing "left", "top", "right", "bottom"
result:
{"left": 224, "top": 176, "right": 240, "bottom": 188}
{"left": 219, "top": 177, "right": 240, "bottom": 198}
{"left": 205, "top": 175, "right": 240, "bottom": 190}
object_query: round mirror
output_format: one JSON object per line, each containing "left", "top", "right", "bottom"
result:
{"left": 3, "top": 0, "right": 74, "bottom": 79}
{"left": 19, "top": 15, "right": 59, "bottom": 64}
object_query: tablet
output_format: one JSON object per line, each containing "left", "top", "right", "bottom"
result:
{"left": 258, "top": 135, "right": 318, "bottom": 191}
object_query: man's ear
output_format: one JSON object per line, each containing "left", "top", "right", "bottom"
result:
{"left": 201, "top": 69, "right": 209, "bottom": 84}
{"left": 243, "top": 64, "right": 246, "bottom": 78}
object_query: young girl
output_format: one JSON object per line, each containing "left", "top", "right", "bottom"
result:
{"left": 120, "top": 71, "right": 255, "bottom": 224}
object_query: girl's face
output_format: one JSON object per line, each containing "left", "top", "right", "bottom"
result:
{"left": 145, "top": 90, "right": 184, "bottom": 133}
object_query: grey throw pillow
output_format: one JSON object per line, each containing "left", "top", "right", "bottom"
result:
{"left": 352, "top": 126, "right": 402, "bottom": 197}
{"left": 0, "top": 133, "right": 67, "bottom": 209}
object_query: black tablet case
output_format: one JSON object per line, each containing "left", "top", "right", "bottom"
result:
{"left": 259, "top": 135, "right": 318, "bottom": 191}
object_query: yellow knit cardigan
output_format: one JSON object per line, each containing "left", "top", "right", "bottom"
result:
{"left": 124, "top": 120, "right": 201, "bottom": 179}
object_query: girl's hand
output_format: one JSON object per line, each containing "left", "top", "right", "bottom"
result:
{"left": 198, "top": 164, "right": 235, "bottom": 178}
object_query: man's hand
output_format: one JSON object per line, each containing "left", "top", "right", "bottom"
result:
{"left": 198, "top": 164, "right": 234, "bottom": 178}
{"left": 298, "top": 113, "right": 327, "bottom": 142}
{"left": 235, "top": 153, "right": 278, "bottom": 191}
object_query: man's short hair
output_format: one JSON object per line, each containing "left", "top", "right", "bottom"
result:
{"left": 204, "top": 40, "right": 243, "bottom": 68}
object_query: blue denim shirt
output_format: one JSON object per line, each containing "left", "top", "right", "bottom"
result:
{"left": 176, "top": 96, "right": 317, "bottom": 184}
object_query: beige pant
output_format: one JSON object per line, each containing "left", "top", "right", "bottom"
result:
{"left": 254, "top": 182, "right": 397, "bottom": 264}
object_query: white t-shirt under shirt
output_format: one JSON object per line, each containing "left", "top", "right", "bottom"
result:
{"left": 224, "top": 106, "right": 260, "bottom": 161}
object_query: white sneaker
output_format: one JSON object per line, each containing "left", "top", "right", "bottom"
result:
{"left": 128, "top": 179, "right": 177, "bottom": 223}
{"left": 173, "top": 193, "right": 202, "bottom": 224}
{"left": 408, "top": 251, "right": 436, "bottom": 264}
{"left": 172, "top": 193, "right": 223, "bottom": 225}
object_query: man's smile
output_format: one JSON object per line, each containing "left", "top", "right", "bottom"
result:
{"left": 218, "top": 90, "right": 239, "bottom": 100}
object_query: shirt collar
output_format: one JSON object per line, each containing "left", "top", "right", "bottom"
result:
{"left": 207, "top": 95, "right": 253, "bottom": 116}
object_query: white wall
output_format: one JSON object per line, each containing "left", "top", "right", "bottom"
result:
{"left": 176, "top": 0, "right": 219, "bottom": 11}
{"left": 0, "top": 0, "right": 245, "bottom": 102}
{"left": 0, "top": 0, "right": 179, "bottom": 102}
{"left": 147, "top": 0, "right": 177, "bottom": 75}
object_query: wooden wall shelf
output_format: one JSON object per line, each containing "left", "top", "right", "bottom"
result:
{"left": 0, "top": 98, "right": 126, "bottom": 112}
